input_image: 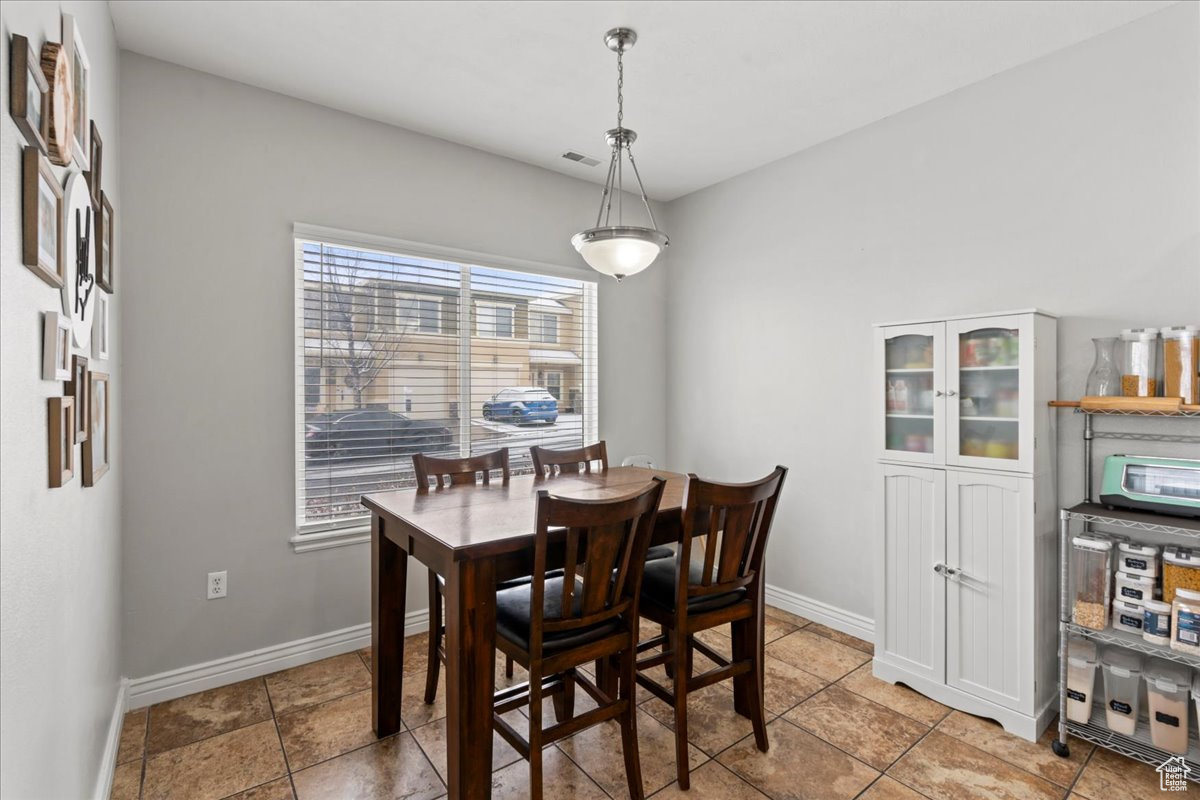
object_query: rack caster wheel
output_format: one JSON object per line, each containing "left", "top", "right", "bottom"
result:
{"left": 1051, "top": 739, "right": 1070, "bottom": 758}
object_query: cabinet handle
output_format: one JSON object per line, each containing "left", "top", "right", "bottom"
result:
{"left": 934, "top": 390, "right": 945, "bottom": 397}
{"left": 933, "top": 563, "right": 946, "bottom": 575}
{"left": 944, "top": 566, "right": 959, "bottom": 577}
{"left": 946, "top": 390, "right": 958, "bottom": 397}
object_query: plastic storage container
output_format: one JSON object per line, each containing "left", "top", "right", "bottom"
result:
{"left": 1165, "top": 546, "right": 1200, "bottom": 604}
{"left": 1115, "top": 571, "right": 1156, "bottom": 604}
{"left": 1193, "top": 671, "right": 1200, "bottom": 739}
{"left": 1145, "top": 659, "right": 1192, "bottom": 755}
{"left": 1145, "top": 599, "right": 1173, "bottom": 646}
{"left": 1112, "top": 599, "right": 1145, "bottom": 634}
{"left": 1173, "top": 588, "right": 1200, "bottom": 656}
{"left": 1101, "top": 648, "right": 1144, "bottom": 735}
{"left": 1072, "top": 535, "right": 1113, "bottom": 630}
{"left": 1116, "top": 542, "right": 1160, "bottom": 578}
{"left": 1066, "top": 637, "right": 1099, "bottom": 723}
{"left": 1163, "top": 325, "right": 1199, "bottom": 404}
{"left": 1120, "top": 328, "right": 1161, "bottom": 397}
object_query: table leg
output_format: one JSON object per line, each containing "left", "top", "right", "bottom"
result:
{"left": 444, "top": 557, "right": 497, "bottom": 800}
{"left": 372, "top": 514, "right": 406, "bottom": 737}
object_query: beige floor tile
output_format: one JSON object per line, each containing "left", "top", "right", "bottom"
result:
{"left": 401, "top": 671, "right": 447, "bottom": 729}
{"left": 147, "top": 678, "right": 273, "bottom": 754}
{"left": 764, "top": 605, "right": 813, "bottom": 629}
{"left": 641, "top": 683, "right": 770, "bottom": 756}
{"left": 765, "top": 629, "right": 870, "bottom": 681}
{"left": 858, "top": 775, "right": 931, "bottom": 800}
{"left": 410, "top": 711, "right": 524, "bottom": 784}
{"left": 226, "top": 777, "right": 295, "bottom": 800}
{"left": 784, "top": 685, "right": 928, "bottom": 771}
{"left": 935, "top": 712, "right": 1092, "bottom": 788}
{"left": 556, "top": 707, "right": 707, "bottom": 799}
{"left": 887, "top": 730, "right": 1062, "bottom": 800}
{"left": 490, "top": 746, "right": 608, "bottom": 800}
{"left": 805, "top": 622, "right": 874, "bottom": 654}
{"left": 694, "top": 628, "right": 733, "bottom": 660}
{"left": 649, "top": 759, "right": 770, "bottom": 799}
{"left": 116, "top": 708, "right": 148, "bottom": 764}
{"left": 277, "top": 689, "right": 379, "bottom": 771}
{"left": 266, "top": 654, "right": 371, "bottom": 715}
{"left": 142, "top": 720, "right": 287, "bottom": 800}
{"left": 718, "top": 719, "right": 879, "bottom": 800}
{"left": 837, "top": 664, "right": 950, "bottom": 726}
{"left": 291, "top": 732, "right": 443, "bottom": 799}
{"left": 1071, "top": 745, "right": 1164, "bottom": 800}
{"left": 761, "top": 655, "right": 827, "bottom": 715}
{"left": 109, "top": 760, "right": 142, "bottom": 800}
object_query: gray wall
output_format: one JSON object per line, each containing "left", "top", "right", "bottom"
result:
{"left": 118, "top": 54, "right": 667, "bottom": 679}
{"left": 662, "top": 3, "right": 1199, "bottom": 621}
{"left": 0, "top": 2, "right": 122, "bottom": 797}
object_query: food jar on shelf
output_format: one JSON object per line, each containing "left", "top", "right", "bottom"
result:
{"left": 1119, "top": 328, "right": 1160, "bottom": 397}
{"left": 1115, "top": 571, "right": 1156, "bottom": 605}
{"left": 1163, "top": 325, "right": 1200, "bottom": 404}
{"left": 1066, "top": 637, "right": 1099, "bottom": 723}
{"left": 1144, "top": 599, "right": 1173, "bottom": 646}
{"left": 1072, "top": 535, "right": 1113, "bottom": 631}
{"left": 1116, "top": 541, "right": 1159, "bottom": 578}
{"left": 1164, "top": 546, "right": 1200, "bottom": 604}
{"left": 1112, "top": 599, "right": 1145, "bottom": 635}
{"left": 1193, "top": 671, "right": 1200, "bottom": 738}
{"left": 1145, "top": 659, "right": 1192, "bottom": 755}
{"left": 1172, "top": 588, "right": 1200, "bottom": 656}
{"left": 1101, "top": 648, "right": 1144, "bottom": 735}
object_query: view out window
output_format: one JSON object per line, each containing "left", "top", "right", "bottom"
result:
{"left": 295, "top": 237, "right": 598, "bottom": 539}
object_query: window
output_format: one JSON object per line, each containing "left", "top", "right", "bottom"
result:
{"left": 294, "top": 232, "right": 598, "bottom": 550}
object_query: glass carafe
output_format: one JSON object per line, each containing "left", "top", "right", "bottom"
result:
{"left": 1085, "top": 337, "right": 1119, "bottom": 397}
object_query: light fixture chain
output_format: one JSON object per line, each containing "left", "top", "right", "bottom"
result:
{"left": 617, "top": 50, "right": 624, "bottom": 129}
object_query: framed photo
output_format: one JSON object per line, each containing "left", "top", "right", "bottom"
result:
{"left": 42, "top": 311, "right": 71, "bottom": 380}
{"left": 67, "top": 355, "right": 89, "bottom": 444}
{"left": 39, "top": 41, "right": 73, "bottom": 166}
{"left": 83, "top": 371, "right": 110, "bottom": 486}
{"left": 62, "top": 14, "right": 89, "bottom": 170}
{"left": 10, "top": 34, "right": 49, "bottom": 153}
{"left": 93, "top": 293, "right": 110, "bottom": 359}
{"left": 22, "top": 146, "right": 65, "bottom": 287}
{"left": 48, "top": 396, "right": 75, "bottom": 488}
{"left": 85, "top": 121, "right": 102, "bottom": 208}
{"left": 98, "top": 192, "right": 114, "bottom": 293}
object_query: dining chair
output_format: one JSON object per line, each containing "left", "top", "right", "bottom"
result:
{"left": 492, "top": 477, "right": 667, "bottom": 800}
{"left": 413, "top": 448, "right": 511, "bottom": 704}
{"left": 634, "top": 466, "right": 788, "bottom": 789}
{"left": 530, "top": 441, "right": 608, "bottom": 476}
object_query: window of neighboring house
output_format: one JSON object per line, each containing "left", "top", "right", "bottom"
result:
{"left": 294, "top": 232, "right": 598, "bottom": 551}
{"left": 530, "top": 312, "right": 558, "bottom": 344}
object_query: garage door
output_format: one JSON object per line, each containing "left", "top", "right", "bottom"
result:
{"left": 471, "top": 366, "right": 522, "bottom": 415}
{"left": 386, "top": 364, "right": 452, "bottom": 420}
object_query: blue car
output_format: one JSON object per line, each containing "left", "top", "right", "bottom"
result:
{"left": 482, "top": 387, "right": 558, "bottom": 424}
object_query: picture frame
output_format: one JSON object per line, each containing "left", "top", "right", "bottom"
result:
{"left": 9, "top": 34, "right": 49, "bottom": 154}
{"left": 62, "top": 13, "right": 89, "bottom": 171}
{"left": 39, "top": 41, "right": 73, "bottom": 166}
{"left": 48, "top": 396, "right": 75, "bottom": 488}
{"left": 22, "top": 146, "right": 65, "bottom": 288}
{"left": 42, "top": 311, "right": 71, "bottom": 380}
{"left": 92, "top": 293, "right": 110, "bottom": 360}
{"left": 83, "top": 371, "right": 110, "bottom": 486}
{"left": 84, "top": 120, "right": 102, "bottom": 208}
{"left": 67, "top": 354, "right": 89, "bottom": 444}
{"left": 98, "top": 192, "right": 114, "bottom": 293}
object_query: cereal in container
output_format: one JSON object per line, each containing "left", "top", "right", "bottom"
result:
{"left": 1072, "top": 535, "right": 1112, "bottom": 631}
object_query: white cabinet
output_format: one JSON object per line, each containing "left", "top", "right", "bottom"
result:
{"left": 873, "top": 310, "right": 1058, "bottom": 742}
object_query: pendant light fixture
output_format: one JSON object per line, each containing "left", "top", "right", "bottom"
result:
{"left": 571, "top": 28, "right": 669, "bottom": 282}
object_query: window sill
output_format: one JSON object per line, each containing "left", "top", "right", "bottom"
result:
{"left": 290, "top": 524, "right": 371, "bottom": 553}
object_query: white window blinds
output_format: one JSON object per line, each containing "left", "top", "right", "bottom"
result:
{"left": 295, "top": 237, "right": 599, "bottom": 535}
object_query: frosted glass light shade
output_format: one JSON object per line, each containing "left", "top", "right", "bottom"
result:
{"left": 571, "top": 226, "right": 669, "bottom": 280}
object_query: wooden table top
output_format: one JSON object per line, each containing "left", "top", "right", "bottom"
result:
{"left": 362, "top": 466, "right": 687, "bottom": 560}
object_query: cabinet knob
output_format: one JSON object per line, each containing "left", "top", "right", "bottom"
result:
{"left": 946, "top": 390, "right": 958, "bottom": 397}
{"left": 934, "top": 390, "right": 945, "bottom": 397}
{"left": 933, "top": 563, "right": 945, "bottom": 575}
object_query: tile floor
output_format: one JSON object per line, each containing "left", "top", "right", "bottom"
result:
{"left": 110, "top": 605, "right": 1160, "bottom": 800}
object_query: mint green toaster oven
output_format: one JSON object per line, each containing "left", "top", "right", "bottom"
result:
{"left": 1100, "top": 456, "right": 1200, "bottom": 518}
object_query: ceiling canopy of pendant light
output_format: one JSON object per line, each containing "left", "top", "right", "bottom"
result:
{"left": 571, "top": 27, "right": 669, "bottom": 282}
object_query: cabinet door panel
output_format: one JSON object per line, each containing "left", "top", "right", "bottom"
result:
{"left": 877, "top": 465, "right": 945, "bottom": 684}
{"left": 945, "top": 471, "right": 1032, "bottom": 712}
{"left": 875, "top": 323, "right": 945, "bottom": 464}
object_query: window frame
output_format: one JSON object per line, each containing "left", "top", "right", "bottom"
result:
{"left": 530, "top": 311, "right": 559, "bottom": 344}
{"left": 396, "top": 292, "right": 443, "bottom": 335}
{"left": 476, "top": 300, "right": 516, "bottom": 340}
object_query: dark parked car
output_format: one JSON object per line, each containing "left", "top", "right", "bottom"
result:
{"left": 305, "top": 408, "right": 453, "bottom": 461}
{"left": 482, "top": 387, "right": 559, "bottom": 424}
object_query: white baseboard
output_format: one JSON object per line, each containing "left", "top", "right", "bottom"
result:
{"left": 93, "top": 678, "right": 129, "bottom": 800}
{"left": 127, "top": 609, "right": 430, "bottom": 709}
{"left": 765, "top": 583, "right": 874, "bottom": 642}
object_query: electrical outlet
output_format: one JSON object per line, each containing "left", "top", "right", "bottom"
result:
{"left": 207, "top": 570, "right": 227, "bottom": 600}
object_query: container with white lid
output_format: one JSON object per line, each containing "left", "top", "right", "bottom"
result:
{"left": 1116, "top": 542, "right": 1159, "bottom": 578}
{"left": 1066, "top": 637, "right": 1099, "bottom": 723}
{"left": 1072, "top": 535, "right": 1113, "bottom": 631}
{"left": 1172, "top": 588, "right": 1200, "bottom": 656}
{"left": 1115, "top": 571, "right": 1156, "bottom": 604}
{"left": 1112, "top": 599, "right": 1145, "bottom": 634}
{"left": 1144, "top": 599, "right": 1173, "bottom": 645}
{"left": 1120, "top": 328, "right": 1160, "bottom": 397}
{"left": 1145, "top": 659, "right": 1192, "bottom": 755}
{"left": 1101, "top": 647, "right": 1143, "bottom": 735}
{"left": 1164, "top": 546, "right": 1200, "bottom": 604}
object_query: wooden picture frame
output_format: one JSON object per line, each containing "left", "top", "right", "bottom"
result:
{"left": 49, "top": 396, "right": 75, "bottom": 488}
{"left": 92, "top": 292, "right": 110, "bottom": 360}
{"left": 10, "top": 34, "right": 49, "bottom": 153}
{"left": 85, "top": 120, "right": 102, "bottom": 208}
{"left": 62, "top": 13, "right": 89, "bottom": 170}
{"left": 83, "top": 371, "right": 110, "bottom": 486}
{"left": 42, "top": 311, "right": 71, "bottom": 380}
{"left": 68, "top": 354, "right": 89, "bottom": 444}
{"left": 39, "top": 41, "right": 73, "bottom": 166}
{"left": 98, "top": 192, "right": 114, "bottom": 293}
{"left": 22, "top": 146, "right": 65, "bottom": 287}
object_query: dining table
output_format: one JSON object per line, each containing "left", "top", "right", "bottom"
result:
{"left": 363, "top": 465, "right": 688, "bottom": 800}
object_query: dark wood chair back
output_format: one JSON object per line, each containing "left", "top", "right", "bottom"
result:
{"left": 528, "top": 477, "right": 666, "bottom": 660}
{"left": 675, "top": 466, "right": 788, "bottom": 608}
{"left": 412, "top": 448, "right": 510, "bottom": 491}
{"left": 530, "top": 441, "right": 608, "bottom": 477}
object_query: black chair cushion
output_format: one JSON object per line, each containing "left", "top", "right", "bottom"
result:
{"left": 496, "top": 576, "right": 621, "bottom": 653}
{"left": 639, "top": 557, "right": 746, "bottom": 614}
{"left": 645, "top": 545, "right": 675, "bottom": 561}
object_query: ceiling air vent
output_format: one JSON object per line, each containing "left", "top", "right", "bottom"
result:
{"left": 562, "top": 151, "right": 601, "bottom": 167}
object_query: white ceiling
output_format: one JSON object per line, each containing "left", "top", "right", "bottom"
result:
{"left": 108, "top": 0, "right": 1174, "bottom": 201}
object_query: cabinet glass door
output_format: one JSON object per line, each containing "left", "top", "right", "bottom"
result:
{"left": 878, "top": 323, "right": 944, "bottom": 463}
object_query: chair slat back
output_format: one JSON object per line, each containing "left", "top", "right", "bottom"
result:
{"left": 530, "top": 441, "right": 608, "bottom": 477}
{"left": 412, "top": 448, "right": 510, "bottom": 491}
{"left": 528, "top": 478, "right": 666, "bottom": 659}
